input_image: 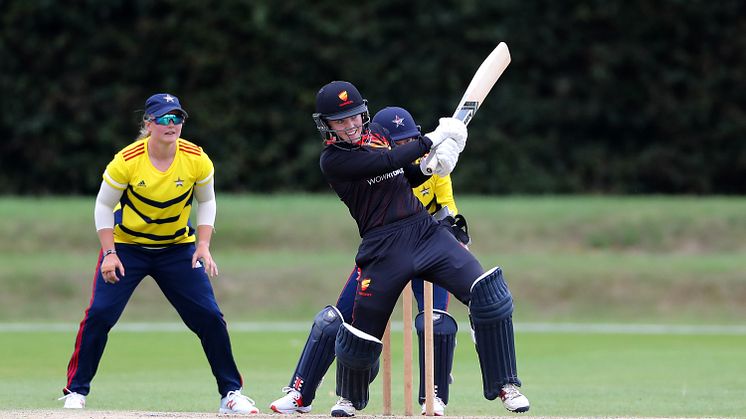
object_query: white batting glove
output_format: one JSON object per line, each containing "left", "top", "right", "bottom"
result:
{"left": 425, "top": 117, "right": 468, "bottom": 150}
{"left": 433, "top": 138, "right": 460, "bottom": 176}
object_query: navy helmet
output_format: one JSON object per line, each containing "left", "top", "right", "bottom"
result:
{"left": 313, "top": 81, "right": 370, "bottom": 145}
{"left": 372, "top": 106, "right": 421, "bottom": 143}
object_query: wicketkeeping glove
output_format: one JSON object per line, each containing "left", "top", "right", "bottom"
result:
{"left": 439, "top": 214, "right": 471, "bottom": 246}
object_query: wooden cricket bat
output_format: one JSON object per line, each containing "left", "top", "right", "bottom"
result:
{"left": 424, "top": 42, "right": 511, "bottom": 174}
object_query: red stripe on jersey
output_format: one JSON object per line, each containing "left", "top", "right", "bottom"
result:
{"left": 180, "top": 149, "right": 201, "bottom": 156}
{"left": 179, "top": 143, "right": 202, "bottom": 154}
{"left": 123, "top": 149, "right": 145, "bottom": 161}
{"left": 122, "top": 144, "right": 145, "bottom": 159}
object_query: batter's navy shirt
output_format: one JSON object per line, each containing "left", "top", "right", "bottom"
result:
{"left": 320, "top": 124, "right": 433, "bottom": 237}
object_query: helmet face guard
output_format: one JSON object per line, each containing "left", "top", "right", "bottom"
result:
{"left": 313, "top": 81, "right": 371, "bottom": 146}
{"left": 314, "top": 103, "right": 371, "bottom": 146}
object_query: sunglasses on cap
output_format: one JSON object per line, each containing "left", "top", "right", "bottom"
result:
{"left": 150, "top": 114, "right": 185, "bottom": 126}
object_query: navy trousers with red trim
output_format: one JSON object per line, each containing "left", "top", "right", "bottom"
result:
{"left": 64, "top": 243, "right": 242, "bottom": 397}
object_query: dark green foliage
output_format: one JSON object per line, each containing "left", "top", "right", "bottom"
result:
{"left": 1, "top": 0, "right": 743, "bottom": 194}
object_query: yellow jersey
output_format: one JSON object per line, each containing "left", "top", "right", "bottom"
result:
{"left": 102, "top": 137, "right": 214, "bottom": 246}
{"left": 412, "top": 173, "right": 458, "bottom": 216}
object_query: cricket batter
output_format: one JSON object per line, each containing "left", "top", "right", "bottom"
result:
{"left": 270, "top": 106, "right": 468, "bottom": 416}
{"left": 277, "top": 81, "right": 529, "bottom": 417}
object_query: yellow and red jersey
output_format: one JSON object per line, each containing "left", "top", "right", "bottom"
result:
{"left": 102, "top": 137, "right": 214, "bottom": 246}
{"left": 412, "top": 173, "right": 458, "bottom": 216}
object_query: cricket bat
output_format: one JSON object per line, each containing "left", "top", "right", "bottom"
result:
{"left": 423, "top": 42, "right": 511, "bottom": 174}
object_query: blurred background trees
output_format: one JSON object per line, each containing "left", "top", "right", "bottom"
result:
{"left": 1, "top": 0, "right": 743, "bottom": 194}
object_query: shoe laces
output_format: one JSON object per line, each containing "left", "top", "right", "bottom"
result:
{"left": 336, "top": 397, "right": 353, "bottom": 407}
{"left": 281, "top": 386, "right": 299, "bottom": 395}
{"left": 501, "top": 384, "right": 521, "bottom": 400}
{"left": 226, "top": 390, "right": 255, "bottom": 405}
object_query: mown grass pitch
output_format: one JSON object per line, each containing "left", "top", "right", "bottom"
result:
{"left": 1, "top": 327, "right": 745, "bottom": 417}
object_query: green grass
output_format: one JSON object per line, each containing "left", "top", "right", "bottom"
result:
{"left": 1, "top": 194, "right": 745, "bottom": 416}
{"left": 1, "top": 329, "right": 745, "bottom": 416}
{"left": 0, "top": 194, "right": 744, "bottom": 323}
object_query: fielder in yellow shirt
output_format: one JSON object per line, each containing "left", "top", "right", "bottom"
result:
{"left": 60, "top": 93, "right": 258, "bottom": 414}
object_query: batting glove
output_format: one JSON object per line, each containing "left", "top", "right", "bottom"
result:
{"left": 425, "top": 117, "right": 468, "bottom": 150}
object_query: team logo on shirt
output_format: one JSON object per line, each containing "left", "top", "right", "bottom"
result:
{"left": 136, "top": 180, "right": 147, "bottom": 188}
{"left": 174, "top": 177, "right": 184, "bottom": 187}
{"left": 420, "top": 186, "right": 431, "bottom": 196}
{"left": 366, "top": 168, "right": 403, "bottom": 185}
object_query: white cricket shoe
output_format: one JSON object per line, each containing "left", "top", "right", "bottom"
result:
{"left": 420, "top": 396, "right": 446, "bottom": 416}
{"left": 499, "top": 383, "right": 530, "bottom": 413}
{"left": 330, "top": 397, "right": 356, "bottom": 417}
{"left": 269, "top": 386, "right": 312, "bottom": 414}
{"left": 59, "top": 392, "right": 86, "bottom": 409}
{"left": 220, "top": 389, "right": 260, "bottom": 414}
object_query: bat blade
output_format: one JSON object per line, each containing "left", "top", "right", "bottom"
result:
{"left": 424, "top": 42, "right": 511, "bottom": 174}
{"left": 452, "top": 42, "right": 511, "bottom": 124}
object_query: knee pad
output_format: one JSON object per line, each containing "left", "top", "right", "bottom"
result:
{"left": 470, "top": 267, "right": 513, "bottom": 322}
{"left": 415, "top": 309, "right": 458, "bottom": 404}
{"left": 468, "top": 267, "right": 521, "bottom": 400}
{"left": 290, "top": 305, "right": 343, "bottom": 402}
{"left": 335, "top": 323, "right": 382, "bottom": 410}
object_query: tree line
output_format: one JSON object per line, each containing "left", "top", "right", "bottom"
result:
{"left": 1, "top": 0, "right": 743, "bottom": 194}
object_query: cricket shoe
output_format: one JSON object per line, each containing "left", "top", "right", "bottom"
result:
{"left": 269, "top": 387, "right": 312, "bottom": 414}
{"left": 499, "top": 383, "right": 530, "bottom": 413}
{"left": 420, "top": 396, "right": 446, "bottom": 416}
{"left": 330, "top": 397, "right": 355, "bottom": 417}
{"left": 59, "top": 392, "right": 86, "bottom": 409}
{"left": 220, "top": 390, "right": 260, "bottom": 414}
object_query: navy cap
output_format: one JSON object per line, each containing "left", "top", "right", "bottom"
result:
{"left": 144, "top": 93, "right": 188, "bottom": 118}
{"left": 373, "top": 106, "right": 420, "bottom": 141}
{"left": 315, "top": 81, "right": 367, "bottom": 120}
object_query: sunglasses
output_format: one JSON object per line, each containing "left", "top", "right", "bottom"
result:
{"left": 151, "top": 114, "right": 185, "bottom": 126}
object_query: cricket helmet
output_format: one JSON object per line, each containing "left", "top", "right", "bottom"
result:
{"left": 313, "top": 81, "right": 370, "bottom": 145}
{"left": 372, "top": 106, "right": 421, "bottom": 143}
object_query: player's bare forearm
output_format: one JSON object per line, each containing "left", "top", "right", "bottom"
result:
{"left": 195, "top": 225, "right": 219, "bottom": 277}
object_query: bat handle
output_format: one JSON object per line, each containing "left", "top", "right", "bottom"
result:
{"left": 422, "top": 146, "right": 439, "bottom": 175}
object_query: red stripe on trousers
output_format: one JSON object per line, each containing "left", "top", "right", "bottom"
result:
{"left": 66, "top": 249, "right": 103, "bottom": 388}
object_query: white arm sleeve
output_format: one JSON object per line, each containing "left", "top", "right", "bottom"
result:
{"left": 194, "top": 177, "right": 217, "bottom": 227}
{"left": 94, "top": 181, "right": 124, "bottom": 231}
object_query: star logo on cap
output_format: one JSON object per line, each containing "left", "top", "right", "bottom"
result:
{"left": 392, "top": 115, "right": 405, "bottom": 127}
{"left": 163, "top": 94, "right": 175, "bottom": 103}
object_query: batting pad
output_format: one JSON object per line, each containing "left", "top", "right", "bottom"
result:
{"left": 335, "top": 323, "right": 383, "bottom": 410}
{"left": 289, "top": 305, "right": 343, "bottom": 402}
{"left": 416, "top": 309, "right": 458, "bottom": 404}
{"left": 469, "top": 267, "right": 521, "bottom": 400}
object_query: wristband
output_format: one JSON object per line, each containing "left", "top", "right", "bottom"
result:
{"left": 103, "top": 249, "right": 117, "bottom": 258}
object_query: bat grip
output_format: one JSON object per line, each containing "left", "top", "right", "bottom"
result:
{"left": 422, "top": 139, "right": 448, "bottom": 175}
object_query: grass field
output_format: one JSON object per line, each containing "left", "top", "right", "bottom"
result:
{"left": 2, "top": 327, "right": 746, "bottom": 417}
{"left": 0, "top": 194, "right": 745, "bottom": 417}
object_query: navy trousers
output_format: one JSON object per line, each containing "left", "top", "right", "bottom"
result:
{"left": 350, "top": 212, "right": 483, "bottom": 338}
{"left": 336, "top": 266, "right": 451, "bottom": 322}
{"left": 64, "top": 243, "right": 242, "bottom": 397}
